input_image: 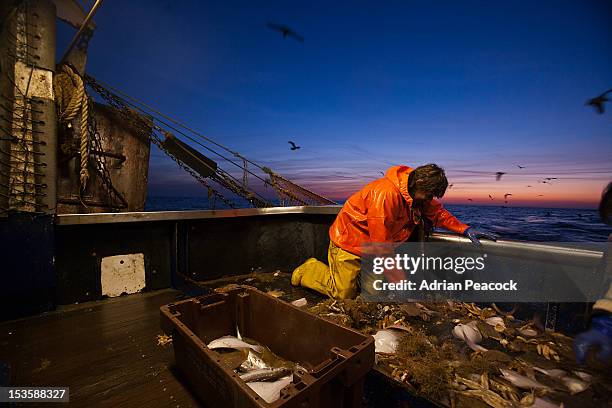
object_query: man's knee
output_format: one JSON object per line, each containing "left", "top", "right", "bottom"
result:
{"left": 332, "top": 285, "right": 357, "bottom": 300}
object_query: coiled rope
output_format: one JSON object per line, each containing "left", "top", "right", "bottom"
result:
{"left": 54, "top": 64, "right": 89, "bottom": 188}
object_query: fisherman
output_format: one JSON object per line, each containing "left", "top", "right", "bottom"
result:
{"left": 291, "top": 164, "right": 496, "bottom": 299}
{"left": 574, "top": 182, "right": 612, "bottom": 365}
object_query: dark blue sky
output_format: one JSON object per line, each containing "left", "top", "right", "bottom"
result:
{"left": 58, "top": 1, "right": 612, "bottom": 207}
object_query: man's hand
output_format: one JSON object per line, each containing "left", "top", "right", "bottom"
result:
{"left": 574, "top": 314, "right": 612, "bottom": 365}
{"left": 464, "top": 227, "right": 497, "bottom": 246}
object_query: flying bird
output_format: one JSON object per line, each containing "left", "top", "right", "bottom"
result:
{"left": 448, "top": 184, "right": 454, "bottom": 189}
{"left": 488, "top": 194, "right": 494, "bottom": 200}
{"left": 495, "top": 172, "right": 506, "bottom": 181}
{"left": 537, "top": 194, "right": 544, "bottom": 197}
{"left": 586, "top": 89, "right": 611, "bottom": 114}
{"left": 467, "top": 198, "right": 473, "bottom": 202}
{"left": 379, "top": 171, "right": 384, "bottom": 176}
{"left": 504, "top": 193, "right": 512, "bottom": 204}
{"left": 288, "top": 141, "right": 301, "bottom": 151}
{"left": 266, "top": 22, "right": 304, "bottom": 42}
{"left": 516, "top": 164, "right": 526, "bottom": 169}
{"left": 544, "top": 177, "right": 557, "bottom": 181}
{"left": 526, "top": 185, "right": 532, "bottom": 188}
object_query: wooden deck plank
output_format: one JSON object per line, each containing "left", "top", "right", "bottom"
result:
{"left": 0, "top": 289, "right": 200, "bottom": 407}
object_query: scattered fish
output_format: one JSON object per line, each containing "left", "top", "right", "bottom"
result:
{"left": 290, "top": 298, "right": 307, "bottom": 307}
{"left": 453, "top": 321, "right": 487, "bottom": 352}
{"left": 385, "top": 323, "right": 413, "bottom": 333}
{"left": 484, "top": 316, "right": 506, "bottom": 330}
{"left": 208, "top": 336, "right": 264, "bottom": 353}
{"left": 573, "top": 371, "right": 592, "bottom": 382}
{"left": 499, "top": 368, "right": 549, "bottom": 390}
{"left": 239, "top": 367, "right": 292, "bottom": 383}
{"left": 519, "top": 328, "right": 538, "bottom": 337}
{"left": 373, "top": 329, "right": 402, "bottom": 354}
{"left": 533, "top": 366, "right": 566, "bottom": 380}
{"left": 561, "top": 376, "right": 589, "bottom": 395}
{"left": 247, "top": 374, "right": 293, "bottom": 403}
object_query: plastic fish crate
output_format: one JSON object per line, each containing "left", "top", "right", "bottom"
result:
{"left": 160, "top": 286, "right": 375, "bottom": 408}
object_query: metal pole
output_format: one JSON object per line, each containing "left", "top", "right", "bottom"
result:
{"left": 59, "top": 0, "right": 103, "bottom": 64}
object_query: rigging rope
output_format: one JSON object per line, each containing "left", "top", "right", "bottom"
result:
{"left": 84, "top": 75, "right": 338, "bottom": 207}
{"left": 54, "top": 64, "right": 89, "bottom": 189}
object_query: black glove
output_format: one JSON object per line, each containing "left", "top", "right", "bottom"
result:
{"left": 464, "top": 227, "right": 498, "bottom": 246}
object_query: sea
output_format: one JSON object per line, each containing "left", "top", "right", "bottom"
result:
{"left": 145, "top": 197, "right": 611, "bottom": 243}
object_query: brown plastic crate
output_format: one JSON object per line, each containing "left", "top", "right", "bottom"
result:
{"left": 160, "top": 287, "right": 375, "bottom": 408}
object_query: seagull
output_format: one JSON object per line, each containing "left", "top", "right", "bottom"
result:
{"left": 448, "top": 184, "right": 454, "bottom": 189}
{"left": 544, "top": 177, "right": 557, "bottom": 181}
{"left": 537, "top": 194, "right": 544, "bottom": 197}
{"left": 526, "top": 185, "right": 532, "bottom": 188}
{"left": 516, "top": 164, "right": 526, "bottom": 169}
{"left": 467, "top": 198, "right": 473, "bottom": 202}
{"left": 266, "top": 22, "right": 304, "bottom": 42}
{"left": 495, "top": 172, "right": 506, "bottom": 181}
{"left": 586, "top": 89, "right": 611, "bottom": 114}
{"left": 288, "top": 141, "right": 301, "bottom": 151}
{"left": 540, "top": 180, "right": 550, "bottom": 184}
{"left": 488, "top": 194, "right": 494, "bottom": 200}
{"left": 504, "top": 193, "right": 512, "bottom": 204}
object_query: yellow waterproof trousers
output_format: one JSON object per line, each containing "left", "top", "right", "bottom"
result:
{"left": 291, "top": 241, "right": 361, "bottom": 300}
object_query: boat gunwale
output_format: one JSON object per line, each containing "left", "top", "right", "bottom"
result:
{"left": 55, "top": 206, "right": 604, "bottom": 258}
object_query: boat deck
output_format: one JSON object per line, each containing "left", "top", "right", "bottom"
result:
{"left": 0, "top": 289, "right": 200, "bottom": 407}
{"left": 0, "top": 287, "right": 423, "bottom": 408}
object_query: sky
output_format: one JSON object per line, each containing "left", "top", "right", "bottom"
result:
{"left": 58, "top": 1, "right": 612, "bottom": 209}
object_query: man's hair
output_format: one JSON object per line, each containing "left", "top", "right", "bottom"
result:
{"left": 411, "top": 164, "right": 449, "bottom": 198}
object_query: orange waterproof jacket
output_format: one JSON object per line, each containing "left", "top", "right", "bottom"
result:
{"left": 329, "top": 165, "right": 469, "bottom": 257}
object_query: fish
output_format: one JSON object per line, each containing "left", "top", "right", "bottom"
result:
{"left": 499, "top": 369, "right": 549, "bottom": 390}
{"left": 484, "top": 316, "right": 505, "bottom": 328}
{"left": 519, "top": 328, "right": 538, "bottom": 337}
{"left": 207, "top": 336, "right": 264, "bottom": 353}
{"left": 453, "top": 321, "right": 487, "bottom": 352}
{"left": 290, "top": 298, "right": 307, "bottom": 307}
{"left": 385, "top": 323, "right": 413, "bottom": 333}
{"left": 372, "top": 329, "right": 402, "bottom": 353}
{"left": 573, "top": 371, "right": 592, "bottom": 382}
{"left": 561, "top": 376, "right": 589, "bottom": 395}
{"left": 218, "top": 349, "right": 250, "bottom": 370}
{"left": 240, "top": 350, "right": 270, "bottom": 371}
{"left": 239, "top": 367, "right": 292, "bottom": 383}
{"left": 247, "top": 374, "right": 293, "bottom": 403}
{"left": 533, "top": 366, "right": 567, "bottom": 379}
